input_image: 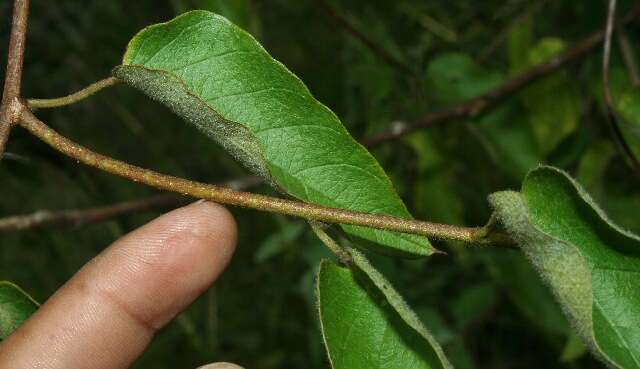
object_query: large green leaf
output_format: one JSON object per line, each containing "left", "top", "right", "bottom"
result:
{"left": 0, "top": 281, "right": 39, "bottom": 340}
{"left": 316, "top": 260, "right": 451, "bottom": 369}
{"left": 113, "top": 10, "right": 432, "bottom": 257}
{"left": 489, "top": 167, "right": 640, "bottom": 369}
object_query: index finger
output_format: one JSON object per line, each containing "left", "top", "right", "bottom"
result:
{"left": 0, "top": 201, "right": 237, "bottom": 369}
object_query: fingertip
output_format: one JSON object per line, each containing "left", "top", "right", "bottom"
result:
{"left": 0, "top": 200, "right": 240, "bottom": 369}
{"left": 94, "top": 200, "right": 239, "bottom": 329}
{"left": 185, "top": 200, "right": 238, "bottom": 255}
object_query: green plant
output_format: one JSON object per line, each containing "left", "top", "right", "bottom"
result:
{"left": 1, "top": 1, "right": 640, "bottom": 368}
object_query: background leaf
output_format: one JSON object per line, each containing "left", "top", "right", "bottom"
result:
{"left": 426, "top": 52, "right": 503, "bottom": 105}
{"left": 114, "top": 10, "right": 432, "bottom": 257}
{"left": 0, "top": 281, "right": 39, "bottom": 340}
{"left": 518, "top": 38, "right": 580, "bottom": 154}
{"left": 490, "top": 167, "right": 640, "bottom": 369}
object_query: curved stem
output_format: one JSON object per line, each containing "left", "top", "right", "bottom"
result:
{"left": 602, "top": 0, "right": 640, "bottom": 174}
{"left": 17, "top": 107, "right": 498, "bottom": 244}
{"left": 27, "top": 77, "right": 120, "bottom": 110}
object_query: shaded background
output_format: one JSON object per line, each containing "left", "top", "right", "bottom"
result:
{"left": 2, "top": 0, "right": 640, "bottom": 368}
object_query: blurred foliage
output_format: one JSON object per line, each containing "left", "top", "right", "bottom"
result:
{"left": 1, "top": 0, "right": 639, "bottom": 368}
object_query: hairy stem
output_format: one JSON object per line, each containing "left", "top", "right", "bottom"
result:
{"left": 27, "top": 77, "right": 120, "bottom": 110}
{"left": 0, "top": 0, "right": 29, "bottom": 158}
{"left": 17, "top": 107, "right": 495, "bottom": 244}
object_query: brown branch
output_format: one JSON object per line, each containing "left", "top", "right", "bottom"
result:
{"left": 0, "top": 194, "right": 183, "bottom": 232}
{"left": 602, "top": 0, "right": 640, "bottom": 173}
{"left": 16, "top": 106, "right": 499, "bottom": 245}
{"left": 0, "top": 176, "right": 261, "bottom": 232}
{"left": 313, "top": 0, "right": 413, "bottom": 74}
{"left": 0, "top": 0, "right": 29, "bottom": 158}
{"left": 362, "top": 5, "right": 640, "bottom": 148}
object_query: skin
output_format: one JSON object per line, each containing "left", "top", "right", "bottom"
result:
{"left": 0, "top": 201, "right": 238, "bottom": 369}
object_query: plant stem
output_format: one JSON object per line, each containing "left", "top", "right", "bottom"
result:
{"left": 0, "top": 194, "right": 183, "bottom": 232}
{"left": 362, "top": 4, "right": 640, "bottom": 147}
{"left": 17, "top": 107, "right": 496, "bottom": 245}
{"left": 27, "top": 77, "right": 120, "bottom": 110}
{"left": 309, "top": 222, "right": 352, "bottom": 264}
{"left": 617, "top": 29, "right": 640, "bottom": 87}
{"left": 602, "top": 0, "right": 640, "bottom": 174}
{"left": 0, "top": 0, "right": 29, "bottom": 158}
{"left": 0, "top": 176, "right": 261, "bottom": 232}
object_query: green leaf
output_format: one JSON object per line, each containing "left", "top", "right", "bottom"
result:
{"left": 489, "top": 166, "right": 640, "bottom": 369}
{"left": 485, "top": 252, "right": 569, "bottom": 338}
{"left": 0, "top": 281, "right": 39, "bottom": 340}
{"left": 426, "top": 52, "right": 503, "bottom": 104}
{"left": 476, "top": 105, "right": 541, "bottom": 180}
{"left": 316, "top": 260, "right": 452, "bottom": 369}
{"left": 114, "top": 10, "right": 432, "bottom": 257}
{"left": 576, "top": 140, "right": 615, "bottom": 202}
{"left": 254, "top": 221, "right": 305, "bottom": 262}
{"left": 520, "top": 38, "right": 580, "bottom": 154}
{"left": 506, "top": 18, "right": 533, "bottom": 75}
{"left": 616, "top": 88, "right": 640, "bottom": 160}
{"left": 450, "top": 282, "right": 497, "bottom": 331}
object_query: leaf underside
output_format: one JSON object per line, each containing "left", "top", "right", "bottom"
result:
{"left": 114, "top": 10, "right": 432, "bottom": 257}
{"left": 490, "top": 167, "right": 640, "bottom": 369}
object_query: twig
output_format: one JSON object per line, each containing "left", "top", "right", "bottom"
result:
{"left": 0, "top": 0, "right": 29, "bottom": 158}
{"left": 476, "top": 0, "right": 546, "bottom": 63}
{"left": 0, "top": 176, "right": 261, "bottom": 232}
{"left": 27, "top": 77, "right": 120, "bottom": 110}
{"left": 362, "top": 5, "right": 640, "bottom": 147}
{"left": 0, "top": 194, "right": 183, "bottom": 232}
{"left": 404, "top": 7, "right": 457, "bottom": 44}
{"left": 602, "top": 0, "right": 640, "bottom": 173}
{"left": 313, "top": 0, "right": 413, "bottom": 74}
{"left": 17, "top": 107, "right": 492, "bottom": 244}
{"left": 616, "top": 29, "right": 640, "bottom": 87}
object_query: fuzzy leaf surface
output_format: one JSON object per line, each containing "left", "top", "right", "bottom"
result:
{"left": 490, "top": 167, "right": 640, "bottom": 369}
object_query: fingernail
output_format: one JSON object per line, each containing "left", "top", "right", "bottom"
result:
{"left": 196, "top": 363, "right": 245, "bottom": 369}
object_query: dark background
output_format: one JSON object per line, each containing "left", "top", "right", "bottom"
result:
{"left": 2, "top": 0, "right": 640, "bottom": 368}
